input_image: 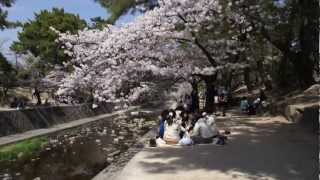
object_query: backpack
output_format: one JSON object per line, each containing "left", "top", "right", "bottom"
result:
{"left": 149, "top": 138, "right": 157, "bottom": 147}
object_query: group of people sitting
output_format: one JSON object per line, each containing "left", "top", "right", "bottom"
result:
{"left": 154, "top": 108, "right": 228, "bottom": 147}
{"left": 240, "top": 89, "right": 268, "bottom": 115}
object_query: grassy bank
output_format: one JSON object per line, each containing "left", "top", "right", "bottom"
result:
{"left": 0, "top": 137, "right": 48, "bottom": 162}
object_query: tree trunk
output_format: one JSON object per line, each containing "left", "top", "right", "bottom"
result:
{"left": 225, "top": 70, "right": 234, "bottom": 91}
{"left": 190, "top": 79, "right": 199, "bottom": 112}
{"left": 204, "top": 79, "right": 215, "bottom": 113}
{"left": 0, "top": 87, "right": 7, "bottom": 103}
{"left": 1, "top": 87, "right": 8, "bottom": 98}
{"left": 264, "top": 0, "right": 317, "bottom": 88}
{"left": 256, "top": 60, "right": 273, "bottom": 90}
{"left": 244, "top": 67, "right": 252, "bottom": 92}
{"left": 291, "top": 52, "right": 315, "bottom": 88}
{"left": 295, "top": 0, "right": 317, "bottom": 87}
{"left": 201, "top": 74, "right": 217, "bottom": 113}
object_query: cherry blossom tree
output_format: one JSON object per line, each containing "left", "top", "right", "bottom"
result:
{"left": 53, "top": 0, "right": 251, "bottom": 108}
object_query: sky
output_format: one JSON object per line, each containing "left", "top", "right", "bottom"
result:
{"left": 0, "top": 0, "right": 141, "bottom": 62}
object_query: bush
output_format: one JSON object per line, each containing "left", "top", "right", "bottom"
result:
{"left": 0, "top": 137, "right": 48, "bottom": 162}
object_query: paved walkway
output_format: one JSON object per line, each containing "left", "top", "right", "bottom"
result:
{"left": 0, "top": 107, "right": 138, "bottom": 146}
{"left": 110, "top": 113, "right": 318, "bottom": 180}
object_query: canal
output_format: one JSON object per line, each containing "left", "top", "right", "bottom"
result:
{"left": 0, "top": 113, "right": 157, "bottom": 180}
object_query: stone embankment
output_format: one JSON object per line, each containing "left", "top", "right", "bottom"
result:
{"left": 0, "top": 103, "right": 114, "bottom": 137}
{"left": 0, "top": 109, "right": 159, "bottom": 180}
{"left": 271, "top": 84, "right": 319, "bottom": 132}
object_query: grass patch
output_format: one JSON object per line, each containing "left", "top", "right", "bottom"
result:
{"left": 0, "top": 137, "right": 48, "bottom": 162}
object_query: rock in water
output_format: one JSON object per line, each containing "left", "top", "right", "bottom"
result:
{"left": 303, "top": 84, "right": 320, "bottom": 95}
{"left": 107, "top": 157, "right": 114, "bottom": 162}
{"left": 108, "top": 150, "right": 121, "bottom": 157}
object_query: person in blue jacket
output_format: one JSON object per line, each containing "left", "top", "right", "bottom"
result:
{"left": 158, "top": 110, "right": 169, "bottom": 138}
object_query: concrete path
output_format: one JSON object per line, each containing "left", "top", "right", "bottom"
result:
{"left": 0, "top": 107, "right": 138, "bottom": 146}
{"left": 112, "top": 113, "right": 318, "bottom": 180}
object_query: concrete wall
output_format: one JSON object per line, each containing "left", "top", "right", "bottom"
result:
{"left": 0, "top": 103, "right": 114, "bottom": 137}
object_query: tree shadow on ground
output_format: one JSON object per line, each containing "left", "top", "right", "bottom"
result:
{"left": 137, "top": 114, "right": 318, "bottom": 180}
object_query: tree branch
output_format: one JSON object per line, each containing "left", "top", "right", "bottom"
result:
{"left": 176, "top": 13, "right": 218, "bottom": 67}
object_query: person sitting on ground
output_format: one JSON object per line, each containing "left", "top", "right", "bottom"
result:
{"left": 158, "top": 110, "right": 169, "bottom": 139}
{"left": 253, "top": 89, "right": 267, "bottom": 111}
{"left": 174, "top": 109, "right": 183, "bottom": 123}
{"left": 163, "top": 113, "right": 181, "bottom": 144}
{"left": 176, "top": 110, "right": 194, "bottom": 146}
{"left": 204, "top": 112, "right": 228, "bottom": 145}
{"left": 259, "top": 89, "right": 269, "bottom": 109}
{"left": 259, "top": 89, "right": 267, "bottom": 102}
{"left": 190, "top": 113, "right": 215, "bottom": 144}
{"left": 204, "top": 112, "right": 219, "bottom": 137}
{"left": 253, "top": 97, "right": 261, "bottom": 109}
{"left": 247, "top": 101, "right": 256, "bottom": 115}
{"left": 178, "top": 128, "right": 193, "bottom": 146}
{"left": 179, "top": 111, "right": 190, "bottom": 138}
{"left": 188, "top": 111, "right": 201, "bottom": 131}
{"left": 168, "top": 109, "right": 176, "bottom": 119}
{"left": 240, "top": 97, "right": 249, "bottom": 113}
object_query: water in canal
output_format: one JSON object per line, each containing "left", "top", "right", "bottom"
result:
{"left": 0, "top": 114, "right": 157, "bottom": 180}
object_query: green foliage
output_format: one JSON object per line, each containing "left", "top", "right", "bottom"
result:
{"left": 91, "top": 16, "right": 108, "bottom": 29}
{"left": 0, "top": 53, "right": 15, "bottom": 94}
{"left": 0, "top": 52, "right": 13, "bottom": 74}
{"left": 250, "top": 0, "right": 319, "bottom": 87}
{"left": 95, "top": 0, "right": 136, "bottom": 24}
{"left": 0, "top": 0, "right": 15, "bottom": 30}
{"left": 11, "top": 8, "right": 87, "bottom": 69}
{"left": 0, "top": 137, "right": 48, "bottom": 162}
{"left": 0, "top": 0, "right": 15, "bottom": 7}
{"left": 94, "top": 0, "right": 157, "bottom": 25}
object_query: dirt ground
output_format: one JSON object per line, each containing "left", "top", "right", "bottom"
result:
{"left": 113, "top": 110, "right": 318, "bottom": 180}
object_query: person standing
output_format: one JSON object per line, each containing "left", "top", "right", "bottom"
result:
{"left": 219, "top": 93, "right": 228, "bottom": 116}
{"left": 190, "top": 90, "right": 199, "bottom": 113}
{"left": 184, "top": 95, "right": 192, "bottom": 112}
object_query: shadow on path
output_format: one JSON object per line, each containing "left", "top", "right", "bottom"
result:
{"left": 118, "top": 113, "right": 317, "bottom": 180}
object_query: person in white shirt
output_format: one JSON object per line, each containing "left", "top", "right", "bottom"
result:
{"left": 174, "top": 110, "right": 183, "bottom": 123}
{"left": 190, "top": 114, "right": 215, "bottom": 144}
{"left": 163, "top": 116, "right": 181, "bottom": 144}
{"left": 205, "top": 113, "right": 220, "bottom": 137}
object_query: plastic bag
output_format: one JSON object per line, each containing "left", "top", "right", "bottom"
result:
{"left": 178, "top": 134, "right": 193, "bottom": 146}
{"left": 156, "top": 137, "right": 166, "bottom": 147}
